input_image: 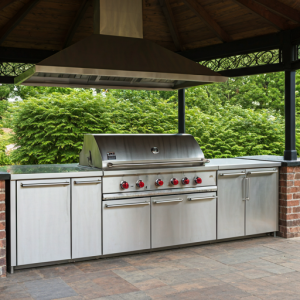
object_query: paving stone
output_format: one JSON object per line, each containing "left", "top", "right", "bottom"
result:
{"left": 144, "top": 286, "right": 178, "bottom": 299}
{"left": 132, "top": 278, "right": 166, "bottom": 291}
{"left": 36, "top": 264, "right": 83, "bottom": 279}
{"left": 0, "top": 269, "right": 43, "bottom": 286}
{"left": 119, "top": 291, "right": 152, "bottom": 300}
{"left": 236, "top": 268, "right": 273, "bottom": 279}
{"left": 75, "top": 258, "right": 131, "bottom": 273}
{"left": 24, "top": 278, "right": 77, "bottom": 300}
{"left": 261, "top": 271, "right": 300, "bottom": 286}
{"left": 113, "top": 267, "right": 153, "bottom": 284}
{"left": 247, "top": 258, "right": 295, "bottom": 274}
{"left": 214, "top": 271, "right": 248, "bottom": 283}
{"left": 156, "top": 268, "right": 209, "bottom": 285}
{"left": 0, "top": 284, "right": 32, "bottom": 300}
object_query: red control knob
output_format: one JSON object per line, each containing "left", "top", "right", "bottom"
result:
{"left": 171, "top": 178, "right": 179, "bottom": 186}
{"left": 182, "top": 177, "right": 190, "bottom": 185}
{"left": 136, "top": 180, "right": 145, "bottom": 188}
{"left": 155, "top": 179, "right": 164, "bottom": 186}
{"left": 120, "top": 181, "right": 129, "bottom": 189}
{"left": 195, "top": 177, "right": 202, "bottom": 184}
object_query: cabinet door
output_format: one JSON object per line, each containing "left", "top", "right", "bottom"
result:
{"left": 217, "top": 170, "right": 246, "bottom": 239}
{"left": 246, "top": 168, "right": 278, "bottom": 235}
{"left": 72, "top": 177, "right": 102, "bottom": 259}
{"left": 151, "top": 194, "right": 184, "bottom": 248}
{"left": 103, "top": 198, "right": 150, "bottom": 255}
{"left": 17, "top": 179, "right": 71, "bottom": 265}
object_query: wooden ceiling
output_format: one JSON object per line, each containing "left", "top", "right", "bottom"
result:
{"left": 0, "top": 0, "right": 300, "bottom": 55}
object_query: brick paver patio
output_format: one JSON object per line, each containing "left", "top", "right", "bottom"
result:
{"left": 1, "top": 236, "right": 300, "bottom": 300}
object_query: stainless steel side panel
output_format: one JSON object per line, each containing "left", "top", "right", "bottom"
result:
{"left": 245, "top": 168, "right": 278, "bottom": 235}
{"left": 71, "top": 177, "right": 102, "bottom": 259}
{"left": 217, "top": 170, "right": 246, "bottom": 239}
{"left": 17, "top": 179, "right": 71, "bottom": 265}
{"left": 102, "top": 198, "right": 150, "bottom": 255}
{"left": 151, "top": 192, "right": 216, "bottom": 248}
{"left": 102, "top": 171, "right": 216, "bottom": 194}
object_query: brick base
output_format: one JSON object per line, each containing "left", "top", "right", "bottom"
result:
{"left": 0, "top": 180, "right": 5, "bottom": 277}
{"left": 279, "top": 167, "right": 300, "bottom": 238}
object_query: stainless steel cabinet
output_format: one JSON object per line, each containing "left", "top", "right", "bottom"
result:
{"left": 102, "top": 198, "right": 151, "bottom": 255}
{"left": 151, "top": 192, "right": 217, "bottom": 248}
{"left": 217, "top": 168, "right": 278, "bottom": 240}
{"left": 246, "top": 168, "right": 278, "bottom": 235}
{"left": 71, "top": 177, "right": 102, "bottom": 259}
{"left": 17, "top": 179, "right": 71, "bottom": 265}
{"left": 217, "top": 170, "right": 246, "bottom": 239}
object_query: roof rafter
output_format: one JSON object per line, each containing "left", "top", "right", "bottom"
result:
{"left": 0, "top": 0, "right": 42, "bottom": 46}
{"left": 232, "top": 0, "right": 291, "bottom": 30}
{"left": 0, "top": 0, "right": 19, "bottom": 11}
{"left": 182, "top": 0, "right": 233, "bottom": 43}
{"left": 255, "top": 0, "right": 300, "bottom": 23}
{"left": 62, "top": 0, "right": 90, "bottom": 49}
{"left": 159, "top": 0, "right": 184, "bottom": 51}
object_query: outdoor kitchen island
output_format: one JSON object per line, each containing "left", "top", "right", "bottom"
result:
{"left": 1, "top": 149, "right": 281, "bottom": 274}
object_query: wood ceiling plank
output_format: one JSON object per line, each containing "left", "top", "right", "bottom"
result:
{"left": 0, "top": 0, "right": 42, "bottom": 45}
{"left": 62, "top": 0, "right": 90, "bottom": 49}
{"left": 0, "top": 0, "right": 20, "bottom": 11}
{"left": 255, "top": 0, "right": 300, "bottom": 23}
{"left": 159, "top": 0, "right": 184, "bottom": 50}
{"left": 182, "top": 0, "right": 233, "bottom": 43}
{"left": 232, "top": 0, "right": 291, "bottom": 30}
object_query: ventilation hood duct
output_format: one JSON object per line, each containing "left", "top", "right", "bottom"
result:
{"left": 15, "top": 0, "right": 227, "bottom": 90}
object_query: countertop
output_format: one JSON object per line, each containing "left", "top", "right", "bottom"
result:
{"left": 0, "top": 164, "right": 103, "bottom": 181}
{"left": 207, "top": 158, "right": 281, "bottom": 170}
{"left": 0, "top": 158, "right": 283, "bottom": 181}
{"left": 239, "top": 155, "right": 300, "bottom": 167}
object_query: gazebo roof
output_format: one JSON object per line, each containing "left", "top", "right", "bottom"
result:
{"left": 0, "top": 0, "right": 300, "bottom": 52}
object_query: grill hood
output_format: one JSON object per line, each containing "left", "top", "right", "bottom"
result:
{"left": 79, "top": 134, "right": 208, "bottom": 170}
{"left": 15, "top": 34, "right": 227, "bottom": 90}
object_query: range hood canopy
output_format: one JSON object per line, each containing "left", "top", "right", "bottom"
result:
{"left": 15, "top": 0, "right": 227, "bottom": 90}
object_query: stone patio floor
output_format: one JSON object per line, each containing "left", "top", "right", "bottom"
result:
{"left": 1, "top": 236, "right": 300, "bottom": 300}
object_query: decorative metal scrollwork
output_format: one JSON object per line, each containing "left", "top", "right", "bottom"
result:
{"left": 199, "top": 50, "right": 281, "bottom": 72}
{"left": 0, "top": 62, "right": 34, "bottom": 77}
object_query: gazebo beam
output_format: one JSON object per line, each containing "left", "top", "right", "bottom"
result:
{"left": 178, "top": 89, "right": 185, "bottom": 134}
{"left": 182, "top": 0, "right": 232, "bottom": 43}
{"left": 255, "top": 0, "right": 300, "bottom": 23}
{"left": 232, "top": 0, "right": 291, "bottom": 30}
{"left": 0, "top": 0, "right": 19, "bottom": 11}
{"left": 0, "top": 0, "right": 41, "bottom": 46}
{"left": 62, "top": 0, "right": 90, "bottom": 49}
{"left": 159, "top": 0, "right": 183, "bottom": 51}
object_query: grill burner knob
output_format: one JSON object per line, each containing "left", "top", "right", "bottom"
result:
{"left": 171, "top": 178, "right": 179, "bottom": 185}
{"left": 136, "top": 180, "right": 145, "bottom": 188}
{"left": 120, "top": 181, "right": 129, "bottom": 189}
{"left": 182, "top": 177, "right": 190, "bottom": 185}
{"left": 195, "top": 177, "right": 202, "bottom": 184}
{"left": 155, "top": 179, "right": 164, "bottom": 186}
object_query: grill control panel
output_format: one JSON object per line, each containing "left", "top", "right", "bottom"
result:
{"left": 103, "top": 171, "right": 216, "bottom": 194}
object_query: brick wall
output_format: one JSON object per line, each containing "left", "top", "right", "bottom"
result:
{"left": 0, "top": 180, "right": 5, "bottom": 277}
{"left": 279, "top": 166, "right": 300, "bottom": 238}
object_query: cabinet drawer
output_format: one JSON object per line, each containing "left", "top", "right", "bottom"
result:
{"left": 17, "top": 179, "right": 71, "bottom": 265}
{"left": 151, "top": 192, "right": 216, "bottom": 248}
{"left": 103, "top": 198, "right": 150, "bottom": 255}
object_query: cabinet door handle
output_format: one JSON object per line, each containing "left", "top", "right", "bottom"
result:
{"left": 74, "top": 180, "right": 101, "bottom": 185}
{"left": 21, "top": 182, "right": 70, "bottom": 187}
{"left": 105, "top": 202, "right": 150, "bottom": 208}
{"left": 245, "top": 178, "right": 250, "bottom": 200}
{"left": 219, "top": 173, "right": 245, "bottom": 177}
{"left": 154, "top": 199, "right": 183, "bottom": 204}
{"left": 247, "top": 170, "right": 277, "bottom": 175}
{"left": 188, "top": 196, "right": 217, "bottom": 201}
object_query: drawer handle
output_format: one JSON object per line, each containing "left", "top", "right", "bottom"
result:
{"left": 247, "top": 171, "right": 277, "bottom": 175}
{"left": 188, "top": 196, "right": 217, "bottom": 201}
{"left": 154, "top": 199, "right": 183, "bottom": 204}
{"left": 21, "top": 182, "right": 70, "bottom": 187}
{"left": 74, "top": 180, "right": 101, "bottom": 185}
{"left": 105, "top": 202, "right": 150, "bottom": 208}
{"left": 219, "top": 173, "right": 245, "bottom": 177}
